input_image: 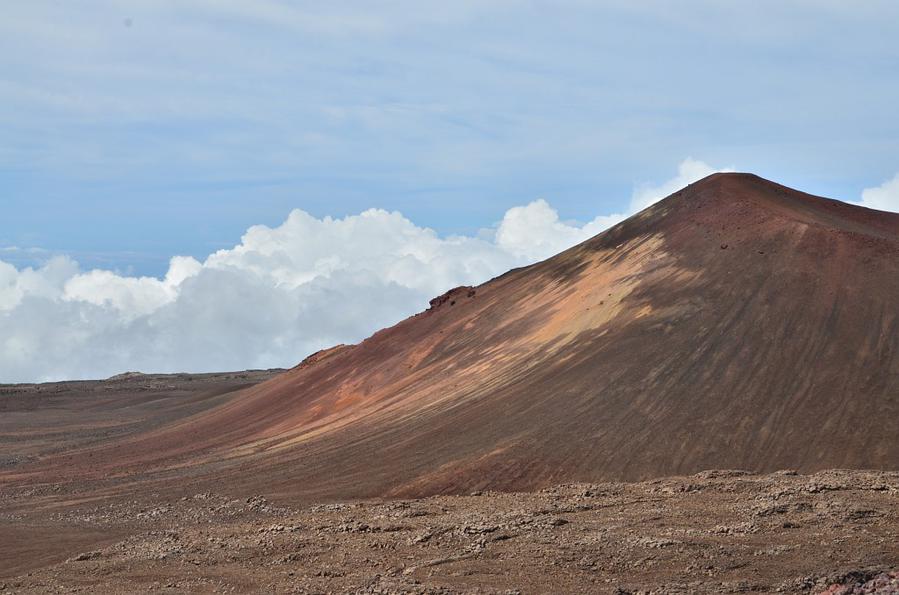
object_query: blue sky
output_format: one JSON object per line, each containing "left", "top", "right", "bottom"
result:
{"left": 3, "top": 1, "right": 899, "bottom": 276}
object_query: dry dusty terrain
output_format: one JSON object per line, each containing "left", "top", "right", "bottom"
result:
{"left": 0, "top": 370, "right": 283, "bottom": 466}
{"left": 3, "top": 174, "right": 899, "bottom": 593}
{"left": 0, "top": 370, "right": 283, "bottom": 579}
{"left": 3, "top": 470, "right": 898, "bottom": 593}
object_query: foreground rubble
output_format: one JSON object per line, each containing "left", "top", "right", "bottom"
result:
{"left": 2, "top": 470, "right": 898, "bottom": 593}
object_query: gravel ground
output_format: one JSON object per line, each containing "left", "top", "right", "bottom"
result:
{"left": 3, "top": 469, "right": 898, "bottom": 594}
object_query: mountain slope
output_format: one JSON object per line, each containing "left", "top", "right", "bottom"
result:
{"left": 10, "top": 173, "right": 899, "bottom": 501}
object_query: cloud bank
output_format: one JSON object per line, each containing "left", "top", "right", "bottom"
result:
{"left": 1, "top": 160, "right": 728, "bottom": 383}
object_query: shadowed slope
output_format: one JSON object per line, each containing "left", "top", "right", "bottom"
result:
{"left": 6, "top": 173, "right": 899, "bottom": 501}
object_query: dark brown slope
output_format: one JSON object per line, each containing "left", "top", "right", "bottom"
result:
{"left": 6, "top": 173, "right": 899, "bottom": 502}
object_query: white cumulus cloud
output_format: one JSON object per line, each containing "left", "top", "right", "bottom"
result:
{"left": 0, "top": 160, "right": 725, "bottom": 383}
{"left": 494, "top": 199, "right": 620, "bottom": 262}
{"left": 857, "top": 173, "right": 899, "bottom": 213}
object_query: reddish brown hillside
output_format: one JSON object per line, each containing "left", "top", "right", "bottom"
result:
{"left": 7, "top": 173, "right": 899, "bottom": 501}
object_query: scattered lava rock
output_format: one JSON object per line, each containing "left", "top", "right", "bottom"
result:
{"left": 5, "top": 470, "right": 899, "bottom": 593}
{"left": 428, "top": 286, "right": 476, "bottom": 309}
{"left": 818, "top": 570, "right": 899, "bottom": 594}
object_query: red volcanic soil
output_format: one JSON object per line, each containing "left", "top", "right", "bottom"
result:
{"left": 5, "top": 173, "right": 898, "bottom": 504}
